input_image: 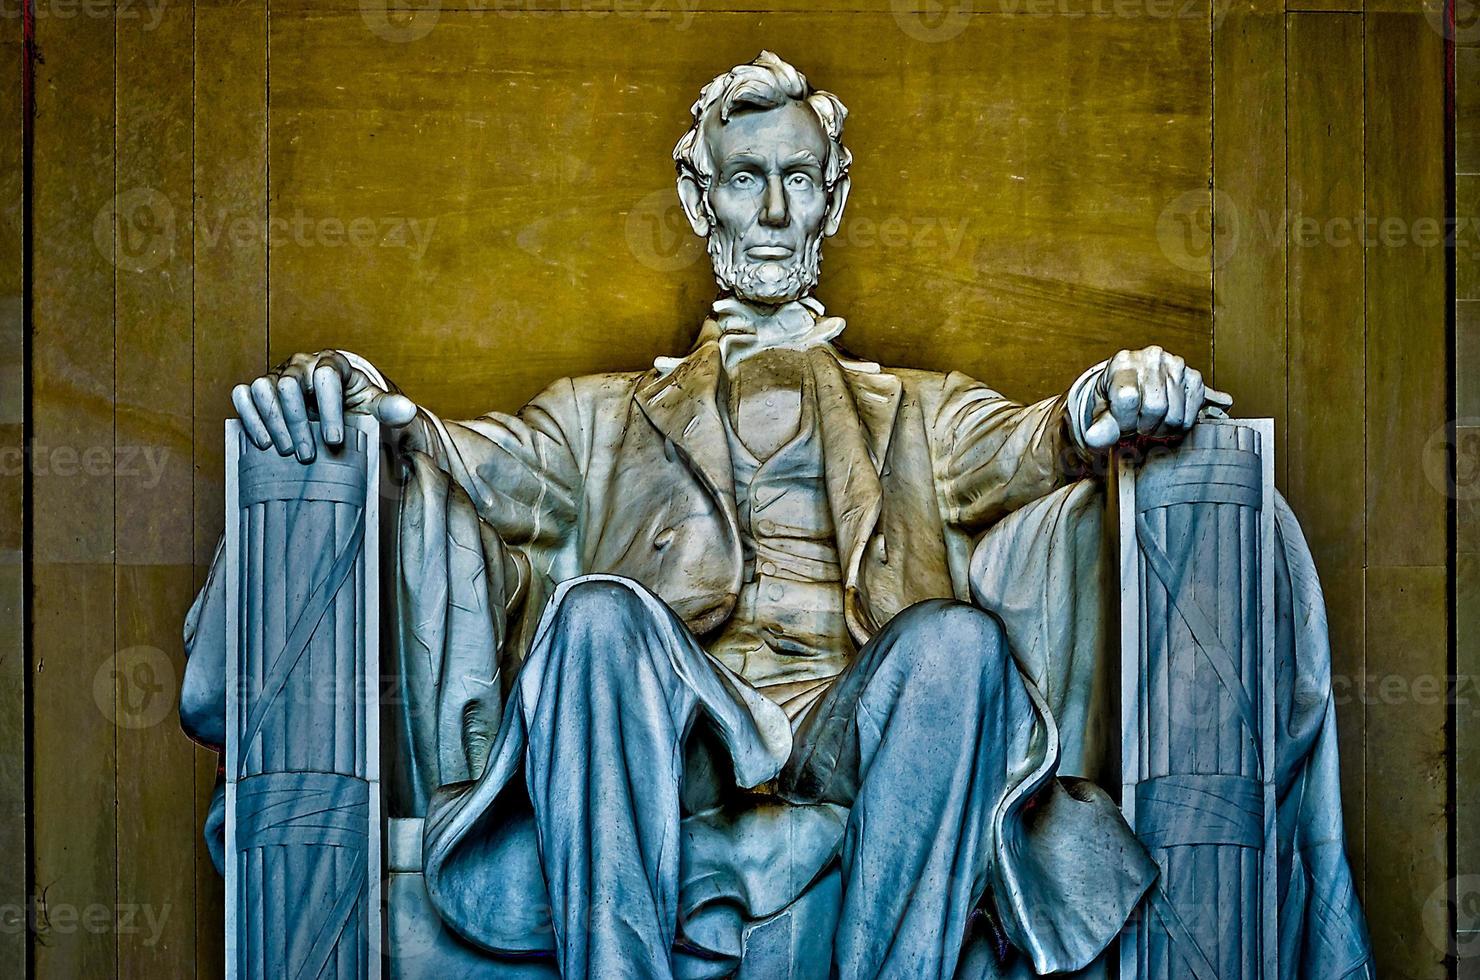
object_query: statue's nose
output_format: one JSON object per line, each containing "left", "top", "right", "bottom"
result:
{"left": 760, "top": 174, "right": 788, "bottom": 227}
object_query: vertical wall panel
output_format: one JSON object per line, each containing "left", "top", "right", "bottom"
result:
{"left": 115, "top": 3, "right": 198, "bottom": 977}
{"left": 0, "top": 5, "right": 26, "bottom": 978}
{"left": 1367, "top": 565, "right": 1450, "bottom": 979}
{"left": 1365, "top": 13, "right": 1448, "bottom": 570}
{"left": 1214, "top": 1, "right": 1288, "bottom": 486}
{"left": 1452, "top": 0, "right": 1480, "bottom": 971}
{"left": 1285, "top": 10, "right": 1369, "bottom": 890}
{"left": 30, "top": 6, "right": 117, "bottom": 979}
{"left": 1456, "top": 4, "right": 1480, "bottom": 971}
{"left": 1364, "top": 9, "right": 1451, "bottom": 979}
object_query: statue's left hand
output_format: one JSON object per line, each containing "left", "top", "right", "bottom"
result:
{"left": 232, "top": 351, "right": 418, "bottom": 463}
{"left": 1082, "top": 347, "right": 1233, "bottom": 451}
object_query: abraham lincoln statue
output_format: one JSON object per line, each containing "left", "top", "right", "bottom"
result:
{"left": 181, "top": 52, "right": 1372, "bottom": 980}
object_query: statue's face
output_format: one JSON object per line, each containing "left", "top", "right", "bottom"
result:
{"left": 686, "top": 101, "right": 841, "bottom": 305}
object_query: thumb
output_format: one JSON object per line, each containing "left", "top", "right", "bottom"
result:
{"left": 1203, "top": 386, "right": 1234, "bottom": 410}
{"left": 1084, "top": 409, "right": 1123, "bottom": 451}
{"left": 369, "top": 392, "right": 418, "bottom": 428}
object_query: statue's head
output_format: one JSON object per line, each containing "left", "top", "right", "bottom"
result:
{"left": 673, "top": 51, "right": 852, "bottom": 306}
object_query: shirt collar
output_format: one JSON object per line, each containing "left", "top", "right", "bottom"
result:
{"left": 654, "top": 295, "right": 878, "bottom": 376}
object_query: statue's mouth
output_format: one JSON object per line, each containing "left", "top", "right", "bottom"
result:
{"left": 745, "top": 245, "right": 794, "bottom": 260}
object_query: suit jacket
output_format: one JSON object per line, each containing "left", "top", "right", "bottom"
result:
{"left": 395, "top": 328, "right": 1086, "bottom": 662}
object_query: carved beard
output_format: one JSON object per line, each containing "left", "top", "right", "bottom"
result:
{"left": 705, "top": 228, "right": 825, "bottom": 306}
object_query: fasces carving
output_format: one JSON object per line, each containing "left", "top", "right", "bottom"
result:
{"left": 1117, "top": 421, "right": 1277, "bottom": 980}
{"left": 223, "top": 420, "right": 381, "bottom": 980}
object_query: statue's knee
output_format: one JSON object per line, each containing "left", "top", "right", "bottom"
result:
{"left": 551, "top": 578, "right": 648, "bottom": 636}
{"left": 889, "top": 599, "right": 1007, "bottom": 679}
{"left": 542, "top": 578, "right": 658, "bottom": 683}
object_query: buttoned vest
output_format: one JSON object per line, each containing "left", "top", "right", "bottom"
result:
{"left": 707, "top": 357, "right": 856, "bottom": 721}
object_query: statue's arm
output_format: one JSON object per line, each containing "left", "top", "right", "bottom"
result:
{"left": 932, "top": 348, "right": 1232, "bottom": 533}
{"left": 392, "top": 378, "right": 585, "bottom": 551}
{"left": 930, "top": 370, "right": 1095, "bottom": 533}
{"left": 230, "top": 349, "right": 584, "bottom": 549}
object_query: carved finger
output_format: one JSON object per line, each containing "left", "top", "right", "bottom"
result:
{"left": 232, "top": 384, "right": 273, "bottom": 450}
{"left": 1137, "top": 364, "right": 1169, "bottom": 434}
{"left": 1173, "top": 368, "right": 1197, "bottom": 423}
{"left": 277, "top": 376, "right": 316, "bottom": 463}
{"left": 1107, "top": 366, "right": 1141, "bottom": 434}
{"left": 1163, "top": 372, "right": 1186, "bottom": 429}
{"left": 324, "top": 350, "right": 354, "bottom": 383}
{"left": 314, "top": 362, "right": 345, "bottom": 446}
{"left": 250, "top": 377, "right": 295, "bottom": 455}
{"left": 277, "top": 357, "right": 311, "bottom": 393}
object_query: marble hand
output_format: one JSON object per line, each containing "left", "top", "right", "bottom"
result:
{"left": 1082, "top": 346, "right": 1233, "bottom": 451}
{"left": 231, "top": 350, "right": 417, "bottom": 463}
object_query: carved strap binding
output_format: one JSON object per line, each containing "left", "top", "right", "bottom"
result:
{"left": 225, "top": 419, "right": 383, "bottom": 980}
{"left": 1116, "top": 420, "right": 1278, "bottom": 980}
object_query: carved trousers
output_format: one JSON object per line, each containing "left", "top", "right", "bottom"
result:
{"left": 520, "top": 575, "right": 1037, "bottom": 980}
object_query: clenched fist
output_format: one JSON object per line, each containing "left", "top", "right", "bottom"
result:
{"left": 1082, "top": 346, "right": 1232, "bottom": 451}
{"left": 232, "top": 351, "right": 418, "bottom": 463}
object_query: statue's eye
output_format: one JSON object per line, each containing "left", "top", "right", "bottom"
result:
{"left": 730, "top": 172, "right": 757, "bottom": 188}
{"left": 786, "top": 173, "right": 814, "bottom": 189}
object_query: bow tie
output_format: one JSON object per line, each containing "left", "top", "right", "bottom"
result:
{"left": 710, "top": 297, "right": 847, "bottom": 371}
{"left": 653, "top": 297, "right": 880, "bottom": 378}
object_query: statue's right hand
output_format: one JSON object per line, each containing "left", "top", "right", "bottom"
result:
{"left": 231, "top": 350, "right": 418, "bottom": 463}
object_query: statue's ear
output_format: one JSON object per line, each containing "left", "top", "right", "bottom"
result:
{"left": 676, "top": 174, "right": 711, "bottom": 238}
{"left": 824, "top": 174, "right": 851, "bottom": 237}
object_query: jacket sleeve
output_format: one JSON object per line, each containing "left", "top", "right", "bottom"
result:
{"left": 396, "top": 377, "right": 585, "bottom": 552}
{"left": 930, "top": 368, "right": 1099, "bottom": 534}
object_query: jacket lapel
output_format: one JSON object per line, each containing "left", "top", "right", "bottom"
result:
{"left": 634, "top": 340, "right": 739, "bottom": 528}
{"left": 806, "top": 348, "right": 902, "bottom": 638}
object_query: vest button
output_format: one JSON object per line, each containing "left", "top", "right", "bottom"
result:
{"left": 767, "top": 582, "right": 785, "bottom": 601}
{"left": 760, "top": 561, "right": 778, "bottom": 577}
{"left": 757, "top": 519, "right": 775, "bottom": 535}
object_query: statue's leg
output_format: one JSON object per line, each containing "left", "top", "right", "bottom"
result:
{"left": 516, "top": 575, "right": 790, "bottom": 980}
{"left": 782, "top": 599, "right": 1033, "bottom": 980}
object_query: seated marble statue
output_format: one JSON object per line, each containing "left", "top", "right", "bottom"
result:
{"left": 181, "top": 52, "right": 1372, "bottom": 980}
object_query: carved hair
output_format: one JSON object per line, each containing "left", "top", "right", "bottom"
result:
{"left": 673, "top": 51, "right": 852, "bottom": 193}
